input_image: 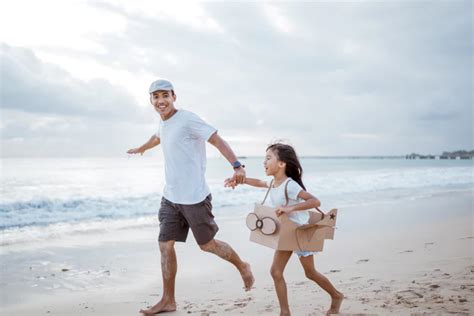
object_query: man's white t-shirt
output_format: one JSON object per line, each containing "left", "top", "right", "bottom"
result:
{"left": 265, "top": 178, "right": 310, "bottom": 225}
{"left": 155, "top": 109, "right": 217, "bottom": 205}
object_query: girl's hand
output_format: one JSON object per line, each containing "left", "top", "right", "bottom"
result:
{"left": 275, "top": 205, "right": 294, "bottom": 216}
{"left": 224, "top": 178, "right": 238, "bottom": 189}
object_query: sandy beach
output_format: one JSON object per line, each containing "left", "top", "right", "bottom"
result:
{"left": 1, "top": 190, "right": 472, "bottom": 315}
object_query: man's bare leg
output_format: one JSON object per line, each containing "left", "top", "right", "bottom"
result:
{"left": 199, "top": 239, "right": 255, "bottom": 291}
{"left": 299, "top": 255, "right": 344, "bottom": 315}
{"left": 140, "top": 240, "right": 178, "bottom": 315}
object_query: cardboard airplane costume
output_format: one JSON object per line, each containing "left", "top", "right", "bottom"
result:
{"left": 245, "top": 181, "right": 337, "bottom": 252}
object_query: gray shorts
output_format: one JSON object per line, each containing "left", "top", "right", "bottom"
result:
{"left": 158, "top": 194, "right": 219, "bottom": 245}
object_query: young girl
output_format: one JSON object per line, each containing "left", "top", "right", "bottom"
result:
{"left": 225, "top": 143, "right": 344, "bottom": 316}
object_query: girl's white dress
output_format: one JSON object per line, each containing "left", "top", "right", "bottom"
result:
{"left": 265, "top": 178, "right": 315, "bottom": 257}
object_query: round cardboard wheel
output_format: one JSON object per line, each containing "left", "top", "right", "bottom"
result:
{"left": 261, "top": 217, "right": 278, "bottom": 235}
{"left": 245, "top": 213, "right": 258, "bottom": 231}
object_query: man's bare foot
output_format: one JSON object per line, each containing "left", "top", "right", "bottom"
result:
{"left": 239, "top": 262, "right": 255, "bottom": 291}
{"left": 326, "top": 292, "right": 344, "bottom": 315}
{"left": 139, "top": 299, "right": 177, "bottom": 315}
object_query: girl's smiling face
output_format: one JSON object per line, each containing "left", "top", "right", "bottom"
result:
{"left": 264, "top": 149, "right": 285, "bottom": 176}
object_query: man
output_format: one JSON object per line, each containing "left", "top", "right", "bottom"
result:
{"left": 127, "top": 79, "right": 254, "bottom": 315}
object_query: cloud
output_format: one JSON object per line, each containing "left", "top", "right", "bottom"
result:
{"left": 0, "top": 1, "right": 472, "bottom": 157}
{"left": 1, "top": 108, "right": 158, "bottom": 157}
{"left": 0, "top": 44, "right": 159, "bottom": 157}
{"left": 1, "top": 43, "right": 148, "bottom": 121}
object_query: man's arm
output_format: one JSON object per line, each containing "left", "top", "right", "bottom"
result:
{"left": 208, "top": 132, "right": 246, "bottom": 183}
{"left": 127, "top": 134, "right": 160, "bottom": 155}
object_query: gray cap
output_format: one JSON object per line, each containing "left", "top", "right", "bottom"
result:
{"left": 149, "top": 79, "right": 174, "bottom": 94}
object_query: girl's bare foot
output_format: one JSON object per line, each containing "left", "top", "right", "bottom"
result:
{"left": 139, "top": 299, "right": 176, "bottom": 315}
{"left": 239, "top": 262, "right": 255, "bottom": 291}
{"left": 326, "top": 292, "right": 344, "bottom": 315}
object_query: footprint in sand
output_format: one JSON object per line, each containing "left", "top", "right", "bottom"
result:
{"left": 329, "top": 269, "right": 341, "bottom": 273}
{"left": 182, "top": 302, "right": 195, "bottom": 310}
{"left": 460, "top": 284, "right": 474, "bottom": 292}
{"left": 357, "top": 259, "right": 370, "bottom": 264}
{"left": 224, "top": 297, "right": 253, "bottom": 312}
{"left": 394, "top": 290, "right": 424, "bottom": 307}
{"left": 199, "top": 310, "right": 217, "bottom": 315}
{"left": 259, "top": 304, "right": 274, "bottom": 313}
{"left": 429, "top": 293, "right": 445, "bottom": 304}
{"left": 359, "top": 297, "right": 370, "bottom": 304}
{"left": 399, "top": 250, "right": 413, "bottom": 253}
{"left": 396, "top": 289, "right": 423, "bottom": 299}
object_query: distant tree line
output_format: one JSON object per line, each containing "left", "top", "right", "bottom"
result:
{"left": 441, "top": 150, "right": 474, "bottom": 157}
{"left": 406, "top": 150, "right": 473, "bottom": 159}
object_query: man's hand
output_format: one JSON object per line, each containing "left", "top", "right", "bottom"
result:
{"left": 232, "top": 167, "right": 246, "bottom": 184}
{"left": 127, "top": 147, "right": 145, "bottom": 155}
{"left": 275, "top": 205, "right": 294, "bottom": 217}
{"left": 127, "top": 135, "right": 160, "bottom": 156}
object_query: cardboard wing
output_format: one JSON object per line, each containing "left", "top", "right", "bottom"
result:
{"left": 293, "top": 209, "right": 338, "bottom": 251}
{"left": 247, "top": 203, "right": 337, "bottom": 252}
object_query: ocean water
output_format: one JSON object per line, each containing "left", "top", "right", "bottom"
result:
{"left": 1, "top": 157, "right": 472, "bottom": 245}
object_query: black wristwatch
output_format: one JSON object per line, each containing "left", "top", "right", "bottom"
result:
{"left": 232, "top": 160, "right": 245, "bottom": 170}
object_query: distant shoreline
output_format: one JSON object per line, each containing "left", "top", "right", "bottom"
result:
{"left": 238, "top": 155, "right": 473, "bottom": 160}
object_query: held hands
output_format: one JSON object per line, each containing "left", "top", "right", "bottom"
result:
{"left": 233, "top": 167, "right": 246, "bottom": 184}
{"left": 275, "top": 205, "right": 294, "bottom": 217}
{"left": 224, "top": 168, "right": 246, "bottom": 189}
{"left": 224, "top": 178, "right": 238, "bottom": 189}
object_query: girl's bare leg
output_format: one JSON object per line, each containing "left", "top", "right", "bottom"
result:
{"left": 270, "top": 250, "right": 293, "bottom": 316}
{"left": 299, "top": 255, "right": 344, "bottom": 315}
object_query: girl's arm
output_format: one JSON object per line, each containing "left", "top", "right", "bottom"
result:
{"left": 275, "top": 190, "right": 320, "bottom": 216}
{"left": 224, "top": 177, "right": 268, "bottom": 189}
{"left": 244, "top": 177, "right": 269, "bottom": 188}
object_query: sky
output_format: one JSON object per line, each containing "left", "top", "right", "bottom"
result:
{"left": 0, "top": 0, "right": 472, "bottom": 157}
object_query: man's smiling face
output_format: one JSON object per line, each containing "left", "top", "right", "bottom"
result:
{"left": 150, "top": 90, "right": 177, "bottom": 119}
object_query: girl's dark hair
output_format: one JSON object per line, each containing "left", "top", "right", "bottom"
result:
{"left": 266, "top": 143, "right": 306, "bottom": 191}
